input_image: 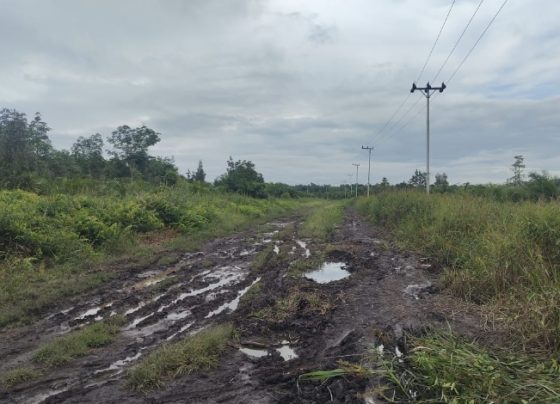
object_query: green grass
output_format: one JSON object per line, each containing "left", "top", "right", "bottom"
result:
{"left": 0, "top": 185, "right": 316, "bottom": 328}
{"left": 0, "top": 367, "right": 40, "bottom": 390}
{"left": 356, "top": 191, "right": 560, "bottom": 353}
{"left": 299, "top": 201, "right": 345, "bottom": 241}
{"left": 33, "top": 316, "right": 126, "bottom": 367}
{"left": 377, "top": 332, "right": 560, "bottom": 403}
{"left": 126, "top": 324, "right": 234, "bottom": 392}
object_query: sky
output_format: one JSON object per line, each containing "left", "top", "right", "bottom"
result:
{"left": 1, "top": 0, "right": 559, "bottom": 185}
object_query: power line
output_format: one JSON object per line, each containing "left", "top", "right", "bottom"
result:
{"left": 432, "top": 0, "right": 485, "bottom": 82}
{"left": 371, "top": 0, "right": 456, "bottom": 145}
{"left": 416, "top": 0, "right": 457, "bottom": 83}
{"left": 447, "top": 0, "right": 510, "bottom": 83}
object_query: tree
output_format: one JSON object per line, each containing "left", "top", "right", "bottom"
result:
{"left": 409, "top": 169, "right": 427, "bottom": 187}
{"left": 509, "top": 155, "right": 525, "bottom": 185}
{"left": 72, "top": 133, "right": 105, "bottom": 177}
{"left": 434, "top": 172, "right": 449, "bottom": 189}
{"left": 107, "top": 125, "right": 160, "bottom": 177}
{"left": 380, "top": 177, "right": 390, "bottom": 187}
{"left": 193, "top": 160, "right": 206, "bottom": 182}
{"left": 215, "top": 157, "right": 266, "bottom": 198}
{"left": 0, "top": 109, "right": 52, "bottom": 188}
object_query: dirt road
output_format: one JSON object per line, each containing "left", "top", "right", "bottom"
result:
{"left": 0, "top": 209, "right": 482, "bottom": 403}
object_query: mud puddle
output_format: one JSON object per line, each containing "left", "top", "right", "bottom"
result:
{"left": 305, "top": 262, "right": 350, "bottom": 283}
{"left": 0, "top": 218, "right": 294, "bottom": 404}
{"left": 1, "top": 212, "right": 485, "bottom": 404}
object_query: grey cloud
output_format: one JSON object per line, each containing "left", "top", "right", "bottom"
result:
{"left": 0, "top": 0, "right": 558, "bottom": 185}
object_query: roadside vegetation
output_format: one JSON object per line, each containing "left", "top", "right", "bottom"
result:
{"left": 356, "top": 191, "right": 560, "bottom": 352}
{"left": 126, "top": 323, "right": 234, "bottom": 392}
{"left": 33, "top": 316, "right": 127, "bottom": 367}
{"left": 356, "top": 190, "right": 560, "bottom": 401}
{"left": 299, "top": 201, "right": 345, "bottom": 241}
{"left": 0, "top": 185, "right": 307, "bottom": 328}
{"left": 377, "top": 332, "right": 560, "bottom": 402}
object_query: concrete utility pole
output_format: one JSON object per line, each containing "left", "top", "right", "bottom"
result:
{"left": 410, "top": 82, "right": 446, "bottom": 194}
{"left": 361, "top": 145, "right": 374, "bottom": 197}
{"left": 352, "top": 163, "right": 360, "bottom": 197}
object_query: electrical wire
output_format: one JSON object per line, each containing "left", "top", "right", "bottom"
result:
{"left": 371, "top": 0, "right": 456, "bottom": 145}
{"left": 432, "top": 0, "right": 485, "bottom": 82}
{"left": 447, "top": 0, "right": 510, "bottom": 83}
{"left": 416, "top": 0, "right": 457, "bottom": 83}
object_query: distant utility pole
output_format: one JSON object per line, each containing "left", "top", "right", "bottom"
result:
{"left": 410, "top": 82, "right": 446, "bottom": 194}
{"left": 352, "top": 163, "right": 360, "bottom": 197}
{"left": 361, "top": 145, "right": 374, "bottom": 197}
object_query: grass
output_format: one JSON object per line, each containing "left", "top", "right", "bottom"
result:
{"left": 126, "top": 324, "right": 234, "bottom": 392}
{"left": 300, "top": 361, "right": 373, "bottom": 383}
{"left": 239, "top": 280, "right": 262, "bottom": 306}
{"left": 299, "top": 201, "right": 345, "bottom": 241}
{"left": 0, "top": 367, "right": 40, "bottom": 390}
{"left": 356, "top": 191, "right": 560, "bottom": 353}
{"left": 253, "top": 287, "right": 331, "bottom": 323}
{"left": 0, "top": 185, "right": 317, "bottom": 328}
{"left": 33, "top": 316, "right": 126, "bottom": 367}
{"left": 377, "top": 332, "right": 560, "bottom": 403}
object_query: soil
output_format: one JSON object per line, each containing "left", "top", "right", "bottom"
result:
{"left": 0, "top": 209, "right": 488, "bottom": 403}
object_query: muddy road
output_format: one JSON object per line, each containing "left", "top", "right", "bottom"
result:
{"left": 1, "top": 210, "right": 483, "bottom": 403}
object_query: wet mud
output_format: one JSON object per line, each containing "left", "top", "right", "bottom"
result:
{"left": 0, "top": 210, "right": 485, "bottom": 403}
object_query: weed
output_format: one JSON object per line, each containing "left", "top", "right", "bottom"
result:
{"left": 356, "top": 191, "right": 560, "bottom": 352}
{"left": 0, "top": 367, "right": 40, "bottom": 390}
{"left": 33, "top": 316, "right": 126, "bottom": 367}
{"left": 376, "top": 332, "right": 560, "bottom": 402}
{"left": 253, "top": 287, "right": 331, "bottom": 323}
{"left": 126, "top": 324, "right": 234, "bottom": 392}
{"left": 299, "top": 201, "right": 345, "bottom": 241}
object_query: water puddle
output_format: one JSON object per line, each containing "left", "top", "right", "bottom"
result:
{"left": 157, "top": 267, "right": 245, "bottom": 313}
{"left": 273, "top": 245, "right": 280, "bottom": 255}
{"left": 296, "top": 240, "right": 311, "bottom": 258}
{"left": 304, "top": 262, "right": 350, "bottom": 283}
{"left": 205, "top": 278, "right": 260, "bottom": 318}
{"left": 125, "top": 313, "right": 154, "bottom": 330}
{"left": 276, "top": 344, "right": 298, "bottom": 361}
{"left": 94, "top": 352, "right": 142, "bottom": 375}
{"left": 74, "top": 302, "right": 113, "bottom": 320}
{"left": 239, "top": 347, "right": 269, "bottom": 358}
{"left": 167, "top": 310, "right": 191, "bottom": 320}
{"left": 124, "top": 302, "right": 146, "bottom": 316}
{"left": 166, "top": 322, "right": 194, "bottom": 341}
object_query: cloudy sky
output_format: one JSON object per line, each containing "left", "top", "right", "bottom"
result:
{"left": 1, "top": 0, "right": 558, "bottom": 185}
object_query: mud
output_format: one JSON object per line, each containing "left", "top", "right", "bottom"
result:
{"left": 0, "top": 210, "right": 487, "bottom": 403}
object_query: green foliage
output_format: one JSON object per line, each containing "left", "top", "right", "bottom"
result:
{"left": 33, "top": 316, "right": 126, "bottom": 367}
{"left": 214, "top": 157, "right": 266, "bottom": 198}
{"left": 0, "top": 183, "right": 305, "bottom": 328}
{"left": 356, "top": 191, "right": 560, "bottom": 352}
{"left": 0, "top": 367, "right": 40, "bottom": 390}
{"left": 299, "top": 201, "right": 345, "bottom": 241}
{"left": 126, "top": 324, "right": 234, "bottom": 391}
{"left": 379, "top": 332, "right": 560, "bottom": 402}
{"left": 408, "top": 169, "right": 427, "bottom": 187}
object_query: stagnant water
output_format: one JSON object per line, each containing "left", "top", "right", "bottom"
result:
{"left": 304, "top": 262, "right": 350, "bottom": 283}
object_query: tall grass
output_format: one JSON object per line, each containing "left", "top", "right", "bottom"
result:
{"left": 378, "top": 332, "right": 560, "bottom": 402}
{"left": 356, "top": 191, "right": 560, "bottom": 352}
{"left": 0, "top": 183, "right": 309, "bottom": 327}
{"left": 299, "top": 201, "right": 345, "bottom": 241}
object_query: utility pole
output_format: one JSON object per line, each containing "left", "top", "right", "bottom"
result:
{"left": 361, "top": 145, "right": 374, "bottom": 197}
{"left": 352, "top": 163, "right": 360, "bottom": 197}
{"left": 410, "top": 82, "right": 446, "bottom": 194}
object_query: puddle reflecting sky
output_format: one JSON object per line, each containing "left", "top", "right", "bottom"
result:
{"left": 305, "top": 262, "right": 350, "bottom": 283}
